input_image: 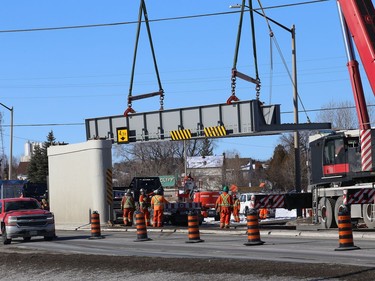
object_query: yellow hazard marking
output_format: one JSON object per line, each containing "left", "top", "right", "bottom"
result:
{"left": 106, "top": 169, "right": 113, "bottom": 205}
{"left": 204, "top": 126, "right": 227, "bottom": 137}
{"left": 170, "top": 129, "right": 192, "bottom": 141}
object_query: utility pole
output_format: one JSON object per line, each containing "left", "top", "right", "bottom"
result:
{"left": 0, "top": 103, "right": 13, "bottom": 180}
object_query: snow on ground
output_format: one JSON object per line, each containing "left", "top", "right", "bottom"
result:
{"left": 276, "top": 208, "right": 297, "bottom": 219}
{"left": 203, "top": 208, "right": 310, "bottom": 225}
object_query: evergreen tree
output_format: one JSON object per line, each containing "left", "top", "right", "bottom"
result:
{"left": 27, "top": 131, "right": 56, "bottom": 184}
{"left": 27, "top": 144, "right": 47, "bottom": 183}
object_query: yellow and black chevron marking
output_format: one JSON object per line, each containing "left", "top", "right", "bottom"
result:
{"left": 204, "top": 126, "right": 227, "bottom": 137}
{"left": 106, "top": 169, "right": 113, "bottom": 205}
{"left": 170, "top": 129, "right": 192, "bottom": 140}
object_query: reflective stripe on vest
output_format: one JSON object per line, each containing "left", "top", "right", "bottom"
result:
{"left": 140, "top": 195, "right": 150, "bottom": 208}
{"left": 220, "top": 194, "right": 230, "bottom": 207}
{"left": 123, "top": 196, "right": 135, "bottom": 208}
{"left": 153, "top": 195, "right": 163, "bottom": 206}
{"left": 234, "top": 199, "right": 240, "bottom": 207}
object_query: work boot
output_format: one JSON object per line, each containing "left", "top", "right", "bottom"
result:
{"left": 225, "top": 225, "right": 230, "bottom": 229}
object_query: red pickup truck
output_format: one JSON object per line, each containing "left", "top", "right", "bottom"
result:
{"left": 0, "top": 197, "right": 55, "bottom": 244}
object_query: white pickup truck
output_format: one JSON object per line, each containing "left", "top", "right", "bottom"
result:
{"left": 239, "top": 193, "right": 275, "bottom": 218}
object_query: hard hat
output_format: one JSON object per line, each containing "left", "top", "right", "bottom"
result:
{"left": 140, "top": 188, "right": 145, "bottom": 194}
{"left": 154, "top": 189, "right": 159, "bottom": 195}
{"left": 223, "top": 185, "right": 229, "bottom": 192}
{"left": 126, "top": 189, "right": 131, "bottom": 195}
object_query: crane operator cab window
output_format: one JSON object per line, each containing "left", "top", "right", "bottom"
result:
{"left": 323, "top": 138, "right": 346, "bottom": 165}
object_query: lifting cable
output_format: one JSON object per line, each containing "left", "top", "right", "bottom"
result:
{"left": 256, "top": 0, "right": 274, "bottom": 104}
{"left": 255, "top": 0, "right": 311, "bottom": 122}
{"left": 268, "top": 34, "right": 274, "bottom": 104}
{"left": 229, "top": 0, "right": 261, "bottom": 105}
{"left": 124, "top": 0, "right": 164, "bottom": 117}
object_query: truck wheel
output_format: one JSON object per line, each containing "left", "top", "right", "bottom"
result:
{"left": 1, "top": 226, "right": 11, "bottom": 245}
{"left": 150, "top": 211, "right": 154, "bottom": 226}
{"left": 362, "top": 204, "right": 375, "bottom": 229}
{"left": 244, "top": 206, "right": 249, "bottom": 216}
{"left": 319, "top": 197, "right": 337, "bottom": 229}
{"left": 334, "top": 197, "right": 346, "bottom": 227}
{"left": 198, "top": 214, "right": 204, "bottom": 225}
{"left": 44, "top": 235, "right": 54, "bottom": 241}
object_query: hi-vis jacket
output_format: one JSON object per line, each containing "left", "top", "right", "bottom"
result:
{"left": 121, "top": 195, "right": 135, "bottom": 209}
{"left": 151, "top": 195, "right": 168, "bottom": 211}
{"left": 215, "top": 192, "right": 233, "bottom": 210}
{"left": 139, "top": 194, "right": 151, "bottom": 209}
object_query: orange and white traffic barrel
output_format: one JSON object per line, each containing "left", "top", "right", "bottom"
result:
{"left": 335, "top": 205, "right": 359, "bottom": 251}
{"left": 134, "top": 211, "right": 152, "bottom": 242}
{"left": 88, "top": 211, "right": 104, "bottom": 239}
{"left": 244, "top": 208, "right": 264, "bottom": 246}
{"left": 186, "top": 210, "right": 204, "bottom": 243}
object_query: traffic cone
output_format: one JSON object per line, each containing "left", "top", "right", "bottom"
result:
{"left": 335, "top": 205, "right": 360, "bottom": 251}
{"left": 88, "top": 211, "right": 104, "bottom": 239}
{"left": 244, "top": 208, "right": 264, "bottom": 246}
{"left": 134, "top": 211, "right": 152, "bottom": 242}
{"left": 186, "top": 210, "right": 204, "bottom": 243}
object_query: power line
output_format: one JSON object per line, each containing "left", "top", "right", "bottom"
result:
{"left": 0, "top": 103, "right": 372, "bottom": 128}
{"left": 0, "top": 0, "right": 329, "bottom": 33}
{"left": 1, "top": 123, "right": 84, "bottom": 127}
{"left": 281, "top": 104, "right": 375, "bottom": 114}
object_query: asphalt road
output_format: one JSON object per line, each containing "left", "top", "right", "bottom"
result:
{"left": 1, "top": 226, "right": 375, "bottom": 280}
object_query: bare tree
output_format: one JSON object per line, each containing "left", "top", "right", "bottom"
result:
{"left": 224, "top": 154, "right": 248, "bottom": 187}
{"left": 113, "top": 139, "right": 216, "bottom": 182}
{"left": 315, "top": 99, "right": 374, "bottom": 130}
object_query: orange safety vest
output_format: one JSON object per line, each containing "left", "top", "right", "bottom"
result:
{"left": 233, "top": 199, "right": 240, "bottom": 211}
{"left": 122, "top": 195, "right": 135, "bottom": 209}
{"left": 151, "top": 195, "right": 166, "bottom": 211}
{"left": 139, "top": 194, "right": 150, "bottom": 209}
{"left": 218, "top": 193, "right": 231, "bottom": 207}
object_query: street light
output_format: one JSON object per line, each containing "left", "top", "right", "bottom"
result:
{"left": 0, "top": 103, "right": 13, "bottom": 180}
{"left": 230, "top": 3, "right": 301, "bottom": 208}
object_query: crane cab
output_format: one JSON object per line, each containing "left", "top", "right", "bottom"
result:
{"left": 309, "top": 130, "right": 375, "bottom": 187}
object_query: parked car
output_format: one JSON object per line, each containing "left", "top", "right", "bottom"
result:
{"left": 0, "top": 197, "right": 55, "bottom": 244}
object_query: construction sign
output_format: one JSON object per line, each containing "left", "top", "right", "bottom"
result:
{"left": 117, "top": 127, "right": 129, "bottom": 144}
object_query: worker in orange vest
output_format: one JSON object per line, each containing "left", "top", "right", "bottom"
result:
{"left": 259, "top": 208, "right": 268, "bottom": 220}
{"left": 215, "top": 185, "right": 233, "bottom": 229}
{"left": 121, "top": 189, "right": 135, "bottom": 226}
{"left": 232, "top": 193, "right": 240, "bottom": 223}
{"left": 139, "top": 188, "right": 151, "bottom": 226}
{"left": 151, "top": 188, "right": 169, "bottom": 227}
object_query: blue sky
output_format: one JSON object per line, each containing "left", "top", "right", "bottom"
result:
{"left": 0, "top": 0, "right": 373, "bottom": 162}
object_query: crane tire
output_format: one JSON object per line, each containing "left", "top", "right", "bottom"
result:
{"left": 1, "top": 225, "right": 11, "bottom": 245}
{"left": 334, "top": 197, "right": 346, "bottom": 227}
{"left": 362, "top": 204, "right": 375, "bottom": 229}
{"left": 319, "top": 197, "right": 337, "bottom": 229}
